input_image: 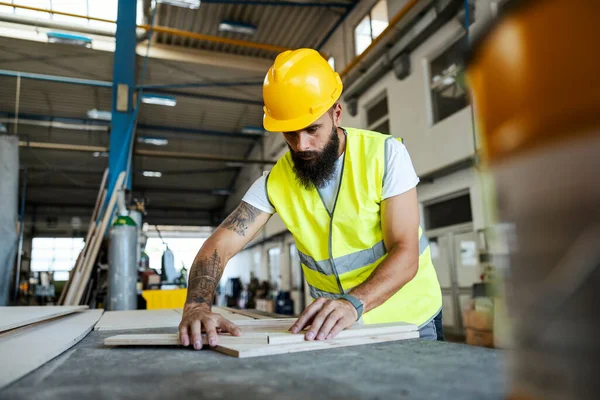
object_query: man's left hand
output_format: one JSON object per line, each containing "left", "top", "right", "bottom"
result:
{"left": 289, "top": 297, "right": 358, "bottom": 341}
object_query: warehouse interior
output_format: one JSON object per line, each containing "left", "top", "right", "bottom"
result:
{"left": 1, "top": 0, "right": 598, "bottom": 399}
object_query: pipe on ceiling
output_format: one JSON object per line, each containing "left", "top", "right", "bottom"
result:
{"left": 138, "top": 24, "right": 290, "bottom": 54}
{"left": 18, "top": 140, "right": 277, "bottom": 165}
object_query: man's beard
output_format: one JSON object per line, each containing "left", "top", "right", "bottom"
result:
{"left": 289, "top": 126, "right": 340, "bottom": 190}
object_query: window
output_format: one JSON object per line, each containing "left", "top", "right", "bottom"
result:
{"left": 145, "top": 237, "right": 206, "bottom": 273}
{"left": 354, "top": 0, "right": 389, "bottom": 55}
{"left": 289, "top": 243, "right": 302, "bottom": 290}
{"left": 429, "top": 36, "right": 469, "bottom": 124}
{"left": 31, "top": 238, "right": 85, "bottom": 281}
{"left": 327, "top": 56, "right": 335, "bottom": 72}
{"left": 366, "top": 94, "right": 390, "bottom": 135}
{"left": 424, "top": 193, "right": 472, "bottom": 230}
{"left": 268, "top": 247, "right": 281, "bottom": 290}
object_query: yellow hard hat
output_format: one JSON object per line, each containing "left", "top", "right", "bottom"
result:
{"left": 263, "top": 48, "right": 343, "bottom": 132}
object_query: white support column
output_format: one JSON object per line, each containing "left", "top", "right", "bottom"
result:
{"left": 0, "top": 135, "right": 19, "bottom": 305}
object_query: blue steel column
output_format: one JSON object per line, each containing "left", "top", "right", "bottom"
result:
{"left": 109, "top": 0, "right": 138, "bottom": 193}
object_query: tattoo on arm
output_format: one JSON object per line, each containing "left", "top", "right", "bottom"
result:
{"left": 186, "top": 249, "right": 223, "bottom": 305}
{"left": 221, "top": 202, "right": 261, "bottom": 237}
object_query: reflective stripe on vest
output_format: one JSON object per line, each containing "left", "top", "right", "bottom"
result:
{"left": 298, "top": 233, "right": 430, "bottom": 276}
{"left": 267, "top": 127, "right": 442, "bottom": 327}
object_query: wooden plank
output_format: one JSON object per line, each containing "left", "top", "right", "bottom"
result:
{"left": 215, "top": 331, "right": 420, "bottom": 359}
{"left": 0, "top": 306, "right": 88, "bottom": 333}
{"left": 58, "top": 169, "right": 107, "bottom": 305}
{"left": 222, "top": 307, "right": 275, "bottom": 319}
{"left": 65, "top": 171, "right": 125, "bottom": 305}
{"left": 94, "top": 309, "right": 182, "bottom": 331}
{"left": 0, "top": 309, "right": 103, "bottom": 389}
{"left": 211, "top": 307, "right": 255, "bottom": 321}
{"left": 104, "top": 332, "right": 268, "bottom": 346}
{"left": 267, "top": 322, "right": 418, "bottom": 345}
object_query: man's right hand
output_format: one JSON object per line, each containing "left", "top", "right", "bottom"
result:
{"left": 179, "top": 303, "right": 242, "bottom": 350}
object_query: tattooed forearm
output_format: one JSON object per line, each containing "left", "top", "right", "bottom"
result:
{"left": 186, "top": 249, "right": 223, "bottom": 305}
{"left": 221, "top": 202, "right": 261, "bottom": 237}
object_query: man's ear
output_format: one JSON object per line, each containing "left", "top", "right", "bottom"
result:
{"left": 333, "top": 102, "right": 343, "bottom": 127}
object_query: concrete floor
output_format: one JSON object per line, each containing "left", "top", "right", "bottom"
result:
{"left": 1, "top": 328, "right": 508, "bottom": 399}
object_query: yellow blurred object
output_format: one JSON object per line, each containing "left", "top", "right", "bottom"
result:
{"left": 262, "top": 48, "right": 343, "bottom": 132}
{"left": 142, "top": 289, "right": 187, "bottom": 310}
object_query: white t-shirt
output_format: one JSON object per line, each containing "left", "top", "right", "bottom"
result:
{"left": 242, "top": 138, "right": 420, "bottom": 214}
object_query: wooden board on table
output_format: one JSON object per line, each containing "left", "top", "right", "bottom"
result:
{"left": 221, "top": 307, "right": 276, "bottom": 319}
{"left": 94, "top": 309, "right": 182, "bottom": 331}
{"left": 216, "top": 331, "right": 420, "bottom": 359}
{"left": 0, "top": 306, "right": 88, "bottom": 333}
{"left": 104, "top": 332, "right": 268, "bottom": 346}
{"left": 211, "top": 307, "right": 255, "bottom": 321}
{"left": 0, "top": 309, "right": 103, "bottom": 389}
{"left": 267, "top": 321, "right": 418, "bottom": 345}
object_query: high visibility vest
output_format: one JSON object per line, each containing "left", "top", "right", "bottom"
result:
{"left": 266, "top": 127, "right": 442, "bottom": 327}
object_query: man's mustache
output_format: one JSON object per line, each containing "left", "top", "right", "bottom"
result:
{"left": 293, "top": 151, "right": 319, "bottom": 159}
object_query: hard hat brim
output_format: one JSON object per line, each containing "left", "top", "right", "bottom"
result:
{"left": 263, "top": 111, "right": 323, "bottom": 133}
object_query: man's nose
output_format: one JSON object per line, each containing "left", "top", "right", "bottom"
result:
{"left": 297, "top": 133, "right": 311, "bottom": 152}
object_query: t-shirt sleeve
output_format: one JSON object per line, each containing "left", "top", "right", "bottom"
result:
{"left": 382, "top": 138, "right": 420, "bottom": 200}
{"left": 241, "top": 171, "right": 276, "bottom": 214}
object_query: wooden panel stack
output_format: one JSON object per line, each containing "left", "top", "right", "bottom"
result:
{"left": 104, "top": 308, "right": 420, "bottom": 359}
{"left": 61, "top": 170, "right": 126, "bottom": 306}
{"left": 0, "top": 307, "right": 104, "bottom": 389}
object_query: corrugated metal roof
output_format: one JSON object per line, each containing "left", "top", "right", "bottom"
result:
{"left": 0, "top": 1, "right": 332, "bottom": 223}
{"left": 154, "top": 1, "right": 347, "bottom": 57}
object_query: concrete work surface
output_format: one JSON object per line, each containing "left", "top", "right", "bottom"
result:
{"left": 0, "top": 327, "right": 507, "bottom": 399}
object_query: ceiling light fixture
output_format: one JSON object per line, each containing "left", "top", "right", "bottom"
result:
{"left": 47, "top": 32, "right": 92, "bottom": 47}
{"left": 93, "top": 151, "right": 109, "bottom": 158}
{"left": 157, "top": 0, "right": 201, "bottom": 9}
{"left": 141, "top": 93, "right": 177, "bottom": 107}
{"left": 143, "top": 171, "right": 163, "bottom": 178}
{"left": 218, "top": 21, "right": 257, "bottom": 36}
{"left": 87, "top": 109, "right": 112, "bottom": 121}
{"left": 137, "top": 136, "right": 169, "bottom": 146}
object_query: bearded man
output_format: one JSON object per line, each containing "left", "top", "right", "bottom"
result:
{"left": 179, "top": 49, "right": 443, "bottom": 350}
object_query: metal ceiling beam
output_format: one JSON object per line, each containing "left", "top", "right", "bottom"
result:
{"left": 25, "top": 184, "right": 232, "bottom": 196}
{"left": 137, "top": 122, "right": 262, "bottom": 140}
{"left": 18, "top": 140, "right": 277, "bottom": 165}
{"left": 136, "top": 80, "right": 263, "bottom": 91}
{"left": 1, "top": 112, "right": 262, "bottom": 140}
{"left": 0, "top": 69, "right": 113, "bottom": 88}
{"left": 316, "top": 0, "right": 359, "bottom": 50}
{"left": 147, "top": 89, "right": 263, "bottom": 106}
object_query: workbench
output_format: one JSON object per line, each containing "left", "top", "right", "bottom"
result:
{"left": 0, "top": 327, "right": 507, "bottom": 399}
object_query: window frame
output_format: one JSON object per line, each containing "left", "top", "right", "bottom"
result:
{"left": 353, "top": 0, "right": 389, "bottom": 56}
{"left": 423, "top": 29, "right": 469, "bottom": 127}
{"left": 363, "top": 89, "right": 390, "bottom": 135}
